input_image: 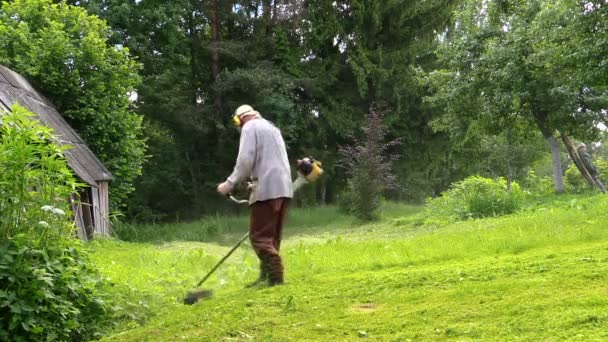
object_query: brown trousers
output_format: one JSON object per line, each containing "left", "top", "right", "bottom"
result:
{"left": 250, "top": 197, "right": 290, "bottom": 282}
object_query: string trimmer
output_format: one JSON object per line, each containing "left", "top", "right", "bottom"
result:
{"left": 183, "top": 157, "right": 323, "bottom": 305}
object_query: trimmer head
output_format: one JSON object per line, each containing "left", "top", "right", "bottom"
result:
{"left": 183, "top": 289, "right": 214, "bottom": 305}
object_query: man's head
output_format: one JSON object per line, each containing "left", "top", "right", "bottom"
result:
{"left": 577, "top": 142, "right": 587, "bottom": 152}
{"left": 232, "top": 104, "right": 259, "bottom": 128}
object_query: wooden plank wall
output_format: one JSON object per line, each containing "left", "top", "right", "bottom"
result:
{"left": 91, "top": 186, "right": 102, "bottom": 236}
{"left": 71, "top": 197, "right": 88, "bottom": 241}
{"left": 97, "top": 181, "right": 111, "bottom": 236}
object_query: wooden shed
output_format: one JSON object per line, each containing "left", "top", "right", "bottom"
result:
{"left": 0, "top": 65, "right": 112, "bottom": 240}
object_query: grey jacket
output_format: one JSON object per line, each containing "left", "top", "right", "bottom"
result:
{"left": 226, "top": 118, "right": 293, "bottom": 204}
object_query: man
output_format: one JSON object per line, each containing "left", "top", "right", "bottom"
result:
{"left": 577, "top": 142, "right": 606, "bottom": 193}
{"left": 217, "top": 104, "right": 293, "bottom": 286}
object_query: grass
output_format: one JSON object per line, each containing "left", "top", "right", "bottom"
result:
{"left": 90, "top": 195, "right": 608, "bottom": 341}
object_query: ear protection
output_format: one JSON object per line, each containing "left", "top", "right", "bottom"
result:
{"left": 296, "top": 157, "right": 324, "bottom": 183}
{"left": 232, "top": 104, "right": 255, "bottom": 128}
{"left": 232, "top": 115, "right": 242, "bottom": 128}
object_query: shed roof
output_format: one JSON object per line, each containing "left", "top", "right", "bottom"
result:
{"left": 0, "top": 65, "right": 112, "bottom": 187}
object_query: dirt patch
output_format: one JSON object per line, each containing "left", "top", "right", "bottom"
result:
{"left": 351, "top": 303, "right": 380, "bottom": 313}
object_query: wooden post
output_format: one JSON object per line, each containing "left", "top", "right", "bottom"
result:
{"left": 71, "top": 195, "right": 88, "bottom": 241}
{"left": 97, "top": 181, "right": 111, "bottom": 236}
{"left": 91, "top": 186, "right": 101, "bottom": 236}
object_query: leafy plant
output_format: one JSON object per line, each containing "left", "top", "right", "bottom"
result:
{"left": 0, "top": 105, "right": 78, "bottom": 243}
{"left": 0, "top": 105, "right": 116, "bottom": 340}
{"left": 522, "top": 170, "right": 555, "bottom": 196}
{"left": 426, "top": 176, "right": 523, "bottom": 222}
{"left": 0, "top": 237, "right": 111, "bottom": 341}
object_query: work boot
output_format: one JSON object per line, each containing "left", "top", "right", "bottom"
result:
{"left": 245, "top": 276, "right": 268, "bottom": 288}
{"left": 268, "top": 272, "right": 284, "bottom": 287}
{"left": 245, "top": 264, "right": 269, "bottom": 288}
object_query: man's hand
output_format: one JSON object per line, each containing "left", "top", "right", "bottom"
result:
{"left": 216, "top": 181, "right": 232, "bottom": 196}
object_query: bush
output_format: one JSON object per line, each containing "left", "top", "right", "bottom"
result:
{"left": 0, "top": 105, "right": 114, "bottom": 340}
{"left": 564, "top": 164, "right": 587, "bottom": 192}
{"left": 426, "top": 176, "right": 523, "bottom": 222}
{"left": 521, "top": 170, "right": 555, "bottom": 195}
{"left": 0, "top": 105, "right": 78, "bottom": 243}
{"left": 0, "top": 237, "right": 110, "bottom": 341}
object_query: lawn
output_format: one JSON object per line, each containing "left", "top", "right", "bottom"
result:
{"left": 91, "top": 195, "right": 608, "bottom": 341}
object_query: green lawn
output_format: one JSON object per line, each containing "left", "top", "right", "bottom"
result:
{"left": 91, "top": 195, "right": 608, "bottom": 341}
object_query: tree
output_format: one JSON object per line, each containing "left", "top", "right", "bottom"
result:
{"left": 478, "top": 128, "right": 546, "bottom": 189}
{"left": 338, "top": 105, "right": 400, "bottom": 221}
{"left": 71, "top": 0, "right": 317, "bottom": 219}
{"left": 69, "top": 0, "right": 462, "bottom": 220}
{"left": 301, "top": 0, "right": 459, "bottom": 202}
{"left": 0, "top": 0, "right": 145, "bottom": 209}
{"left": 425, "top": 0, "right": 607, "bottom": 193}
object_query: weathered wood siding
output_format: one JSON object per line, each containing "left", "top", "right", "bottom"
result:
{"left": 97, "top": 181, "right": 111, "bottom": 236}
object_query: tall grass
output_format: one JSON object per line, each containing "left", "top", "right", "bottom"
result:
{"left": 112, "top": 205, "right": 358, "bottom": 243}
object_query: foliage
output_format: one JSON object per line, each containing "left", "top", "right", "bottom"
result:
{"left": 426, "top": 176, "right": 523, "bottom": 222}
{"left": 478, "top": 128, "right": 546, "bottom": 182}
{"left": 0, "top": 105, "right": 78, "bottom": 242}
{"left": 521, "top": 170, "right": 556, "bottom": 196}
{"left": 0, "top": 105, "right": 116, "bottom": 340}
{"left": 0, "top": 0, "right": 145, "bottom": 210}
{"left": 338, "top": 106, "right": 400, "bottom": 221}
{"left": 66, "top": 0, "right": 461, "bottom": 220}
{"left": 424, "top": 0, "right": 608, "bottom": 194}
{"left": 0, "top": 238, "right": 111, "bottom": 341}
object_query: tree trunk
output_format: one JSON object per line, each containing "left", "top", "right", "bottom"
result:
{"left": 547, "top": 135, "right": 564, "bottom": 193}
{"left": 188, "top": 3, "right": 200, "bottom": 106}
{"left": 210, "top": 0, "right": 222, "bottom": 116}
{"left": 533, "top": 111, "right": 564, "bottom": 193}
{"left": 263, "top": 0, "right": 273, "bottom": 35}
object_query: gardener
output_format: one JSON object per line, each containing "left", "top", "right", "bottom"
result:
{"left": 217, "top": 104, "right": 293, "bottom": 287}
{"left": 577, "top": 142, "right": 606, "bottom": 193}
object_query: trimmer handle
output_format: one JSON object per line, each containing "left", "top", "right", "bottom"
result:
{"left": 226, "top": 193, "right": 249, "bottom": 204}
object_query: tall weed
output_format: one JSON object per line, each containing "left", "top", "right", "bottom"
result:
{"left": 0, "top": 105, "right": 114, "bottom": 340}
{"left": 0, "top": 105, "right": 78, "bottom": 243}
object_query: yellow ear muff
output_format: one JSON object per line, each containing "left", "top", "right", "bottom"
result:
{"left": 232, "top": 115, "right": 241, "bottom": 128}
{"left": 306, "top": 160, "right": 323, "bottom": 182}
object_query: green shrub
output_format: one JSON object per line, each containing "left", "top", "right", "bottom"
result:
{"left": 425, "top": 176, "right": 523, "bottom": 222}
{"left": 0, "top": 237, "right": 110, "bottom": 341}
{"left": 522, "top": 170, "right": 555, "bottom": 195}
{"left": 564, "top": 164, "right": 587, "bottom": 192}
{"left": 0, "top": 105, "right": 79, "bottom": 243}
{"left": 564, "top": 159, "right": 608, "bottom": 193}
{"left": 0, "top": 105, "right": 114, "bottom": 340}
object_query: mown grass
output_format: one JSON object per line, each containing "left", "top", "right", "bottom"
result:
{"left": 91, "top": 194, "right": 608, "bottom": 341}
